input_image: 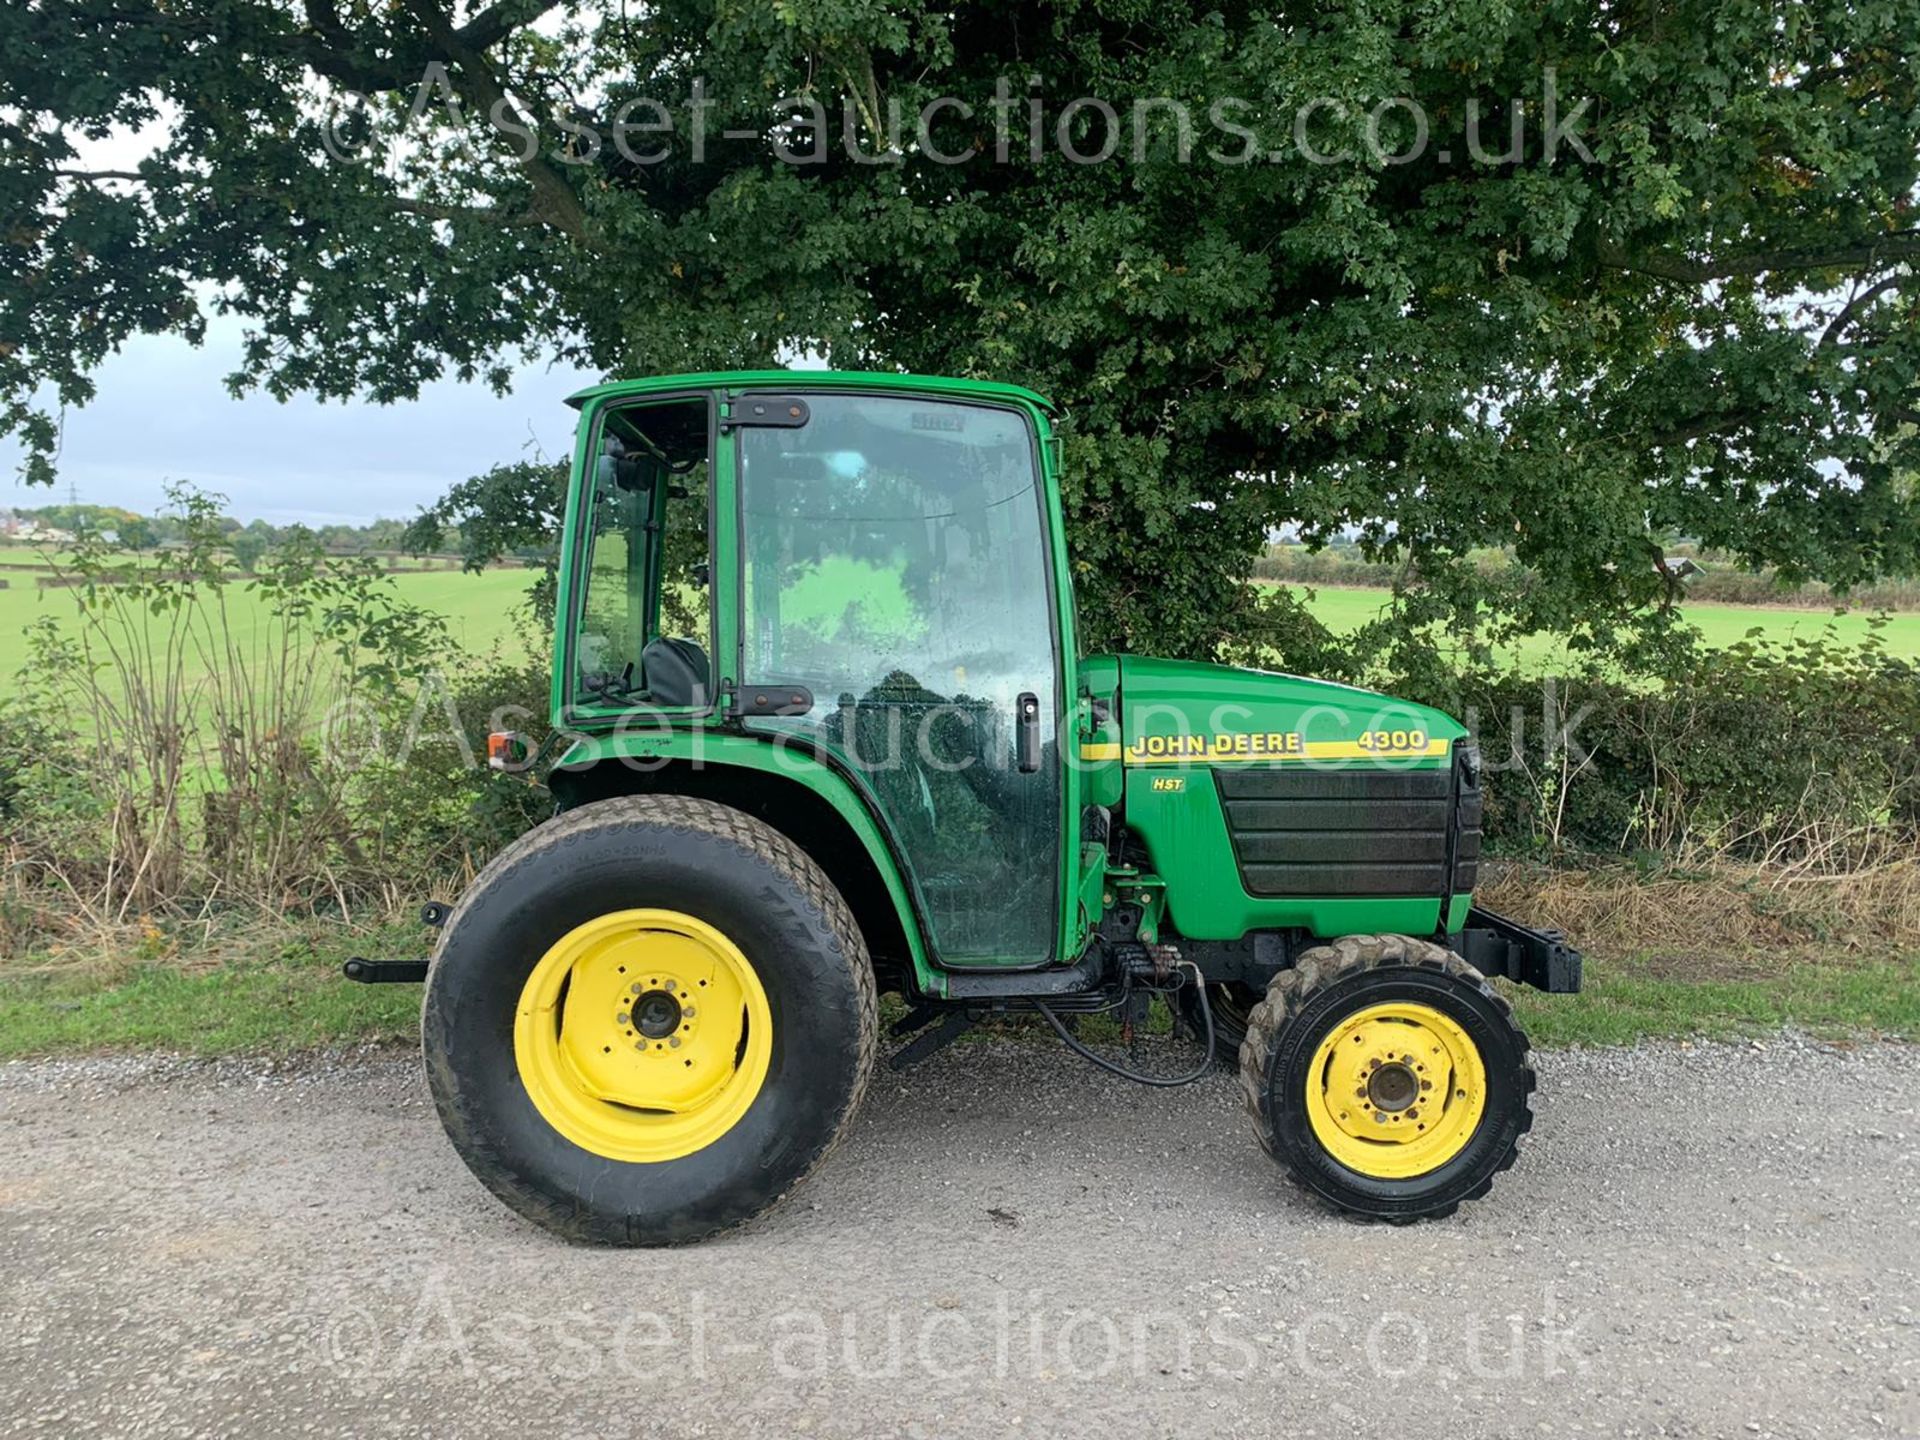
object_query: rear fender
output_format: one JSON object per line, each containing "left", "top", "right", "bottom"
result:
{"left": 548, "top": 730, "right": 939, "bottom": 996}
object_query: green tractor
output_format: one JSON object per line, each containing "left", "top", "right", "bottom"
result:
{"left": 349, "top": 371, "right": 1579, "bottom": 1245}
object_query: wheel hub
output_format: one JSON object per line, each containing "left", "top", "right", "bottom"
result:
{"left": 630, "top": 987, "right": 684, "bottom": 1040}
{"left": 1304, "top": 1001, "right": 1489, "bottom": 1179}
{"left": 1366, "top": 1060, "right": 1419, "bottom": 1113}
{"left": 513, "top": 910, "right": 771, "bottom": 1164}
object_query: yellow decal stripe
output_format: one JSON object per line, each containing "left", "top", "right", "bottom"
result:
{"left": 1123, "top": 737, "right": 1452, "bottom": 765}
{"left": 1078, "top": 742, "right": 1123, "bottom": 762}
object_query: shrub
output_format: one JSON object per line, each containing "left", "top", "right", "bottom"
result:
{"left": 1408, "top": 630, "right": 1920, "bottom": 865}
{"left": 1, "top": 484, "right": 480, "bottom": 943}
{"left": 338, "top": 652, "right": 555, "bottom": 888}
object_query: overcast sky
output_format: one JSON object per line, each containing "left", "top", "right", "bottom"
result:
{"left": 2, "top": 314, "right": 600, "bottom": 527}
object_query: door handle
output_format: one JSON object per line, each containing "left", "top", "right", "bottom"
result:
{"left": 1016, "top": 692, "right": 1041, "bottom": 773}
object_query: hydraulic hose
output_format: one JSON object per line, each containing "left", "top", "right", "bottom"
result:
{"left": 1033, "top": 962, "right": 1218, "bottom": 1088}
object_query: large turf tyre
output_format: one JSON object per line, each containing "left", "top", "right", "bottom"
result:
{"left": 1238, "top": 934, "right": 1534, "bottom": 1221}
{"left": 422, "top": 795, "right": 877, "bottom": 1246}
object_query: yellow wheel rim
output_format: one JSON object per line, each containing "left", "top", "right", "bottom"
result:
{"left": 513, "top": 909, "right": 772, "bottom": 1163}
{"left": 1304, "top": 1001, "right": 1487, "bottom": 1179}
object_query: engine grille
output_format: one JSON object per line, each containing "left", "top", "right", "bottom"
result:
{"left": 1215, "top": 754, "right": 1480, "bottom": 899}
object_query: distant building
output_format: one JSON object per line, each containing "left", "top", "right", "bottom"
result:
{"left": 0, "top": 514, "right": 75, "bottom": 543}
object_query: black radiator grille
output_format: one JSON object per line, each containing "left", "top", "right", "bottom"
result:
{"left": 1452, "top": 759, "right": 1483, "bottom": 892}
{"left": 1216, "top": 760, "right": 1480, "bottom": 899}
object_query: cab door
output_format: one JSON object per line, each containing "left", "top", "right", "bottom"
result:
{"left": 730, "top": 389, "right": 1064, "bottom": 967}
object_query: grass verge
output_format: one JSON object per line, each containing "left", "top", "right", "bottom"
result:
{"left": 1, "top": 940, "right": 1913, "bottom": 1061}
{"left": 4, "top": 860, "right": 1916, "bottom": 1059}
{"left": 1506, "top": 950, "right": 1920, "bottom": 1048}
{"left": 0, "top": 919, "right": 425, "bottom": 1059}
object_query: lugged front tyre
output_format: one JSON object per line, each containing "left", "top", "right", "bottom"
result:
{"left": 422, "top": 796, "right": 877, "bottom": 1245}
{"left": 1238, "top": 934, "right": 1534, "bottom": 1221}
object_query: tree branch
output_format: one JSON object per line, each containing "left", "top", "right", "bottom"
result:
{"left": 50, "top": 168, "right": 149, "bottom": 183}
{"left": 1819, "top": 274, "right": 1912, "bottom": 348}
{"left": 291, "top": 0, "right": 423, "bottom": 91}
{"left": 401, "top": 0, "right": 591, "bottom": 240}
{"left": 1645, "top": 409, "right": 1760, "bottom": 449}
{"left": 53, "top": 167, "right": 544, "bottom": 231}
{"left": 1596, "top": 234, "right": 1920, "bottom": 284}
{"left": 290, "top": 0, "right": 564, "bottom": 93}
{"left": 387, "top": 196, "right": 547, "bottom": 228}
{"left": 457, "top": 0, "right": 565, "bottom": 53}
{"left": 51, "top": 5, "right": 584, "bottom": 238}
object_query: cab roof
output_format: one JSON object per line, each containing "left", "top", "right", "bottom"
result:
{"left": 565, "top": 369, "right": 1057, "bottom": 415}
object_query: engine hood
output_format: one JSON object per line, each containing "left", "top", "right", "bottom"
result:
{"left": 1113, "top": 656, "right": 1467, "bottom": 765}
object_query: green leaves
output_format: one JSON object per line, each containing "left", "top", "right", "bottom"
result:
{"left": 404, "top": 458, "right": 568, "bottom": 622}
{"left": 5, "top": 0, "right": 1918, "bottom": 669}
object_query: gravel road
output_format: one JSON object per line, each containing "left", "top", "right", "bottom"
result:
{"left": 2, "top": 1035, "right": 1917, "bottom": 1439}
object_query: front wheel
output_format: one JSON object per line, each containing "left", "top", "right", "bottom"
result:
{"left": 1238, "top": 935, "right": 1534, "bottom": 1221}
{"left": 422, "top": 796, "right": 877, "bottom": 1245}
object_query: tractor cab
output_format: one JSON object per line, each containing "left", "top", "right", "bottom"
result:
{"left": 558, "top": 376, "right": 1071, "bottom": 967}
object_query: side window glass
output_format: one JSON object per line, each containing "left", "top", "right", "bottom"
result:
{"left": 574, "top": 399, "right": 712, "bottom": 708}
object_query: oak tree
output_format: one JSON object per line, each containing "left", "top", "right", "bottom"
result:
{"left": 6, "top": 0, "right": 1917, "bottom": 664}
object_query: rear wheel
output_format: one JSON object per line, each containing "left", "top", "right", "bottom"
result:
{"left": 423, "top": 796, "right": 877, "bottom": 1245}
{"left": 1239, "top": 934, "right": 1533, "bottom": 1220}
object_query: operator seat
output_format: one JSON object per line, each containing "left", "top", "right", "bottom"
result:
{"left": 641, "top": 636, "right": 710, "bottom": 707}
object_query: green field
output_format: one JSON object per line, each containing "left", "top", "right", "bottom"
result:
{"left": 1286, "top": 583, "right": 1920, "bottom": 667}
{"left": 2, "top": 560, "right": 1916, "bottom": 690}
{"left": 4, "top": 548, "right": 1915, "bottom": 1058}
{"left": 0, "top": 561, "right": 539, "bottom": 682}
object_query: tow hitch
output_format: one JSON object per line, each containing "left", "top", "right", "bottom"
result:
{"left": 342, "top": 958, "right": 429, "bottom": 984}
{"left": 340, "top": 902, "right": 449, "bottom": 985}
